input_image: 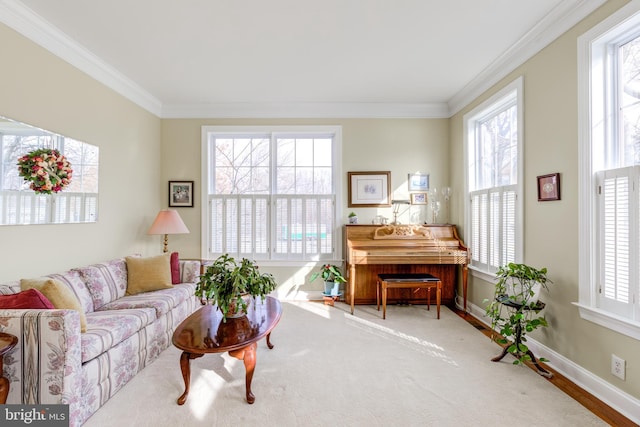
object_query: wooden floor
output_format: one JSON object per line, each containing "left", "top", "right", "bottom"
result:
{"left": 451, "top": 307, "right": 636, "bottom": 427}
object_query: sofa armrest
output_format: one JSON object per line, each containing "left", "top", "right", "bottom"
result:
{"left": 0, "top": 309, "right": 82, "bottom": 406}
{"left": 179, "top": 260, "right": 201, "bottom": 283}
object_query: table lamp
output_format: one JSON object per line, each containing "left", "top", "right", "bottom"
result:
{"left": 148, "top": 209, "right": 190, "bottom": 252}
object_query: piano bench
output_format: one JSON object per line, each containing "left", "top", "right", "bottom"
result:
{"left": 376, "top": 273, "right": 441, "bottom": 320}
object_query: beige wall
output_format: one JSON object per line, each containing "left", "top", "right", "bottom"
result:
{"left": 449, "top": 0, "right": 640, "bottom": 398}
{"left": 161, "top": 118, "right": 448, "bottom": 296}
{"left": 0, "top": 23, "right": 163, "bottom": 282}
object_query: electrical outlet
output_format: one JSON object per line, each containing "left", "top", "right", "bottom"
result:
{"left": 612, "top": 354, "right": 626, "bottom": 380}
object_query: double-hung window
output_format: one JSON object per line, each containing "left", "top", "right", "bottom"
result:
{"left": 464, "top": 77, "right": 524, "bottom": 277}
{"left": 578, "top": 0, "right": 640, "bottom": 337}
{"left": 202, "top": 126, "right": 342, "bottom": 263}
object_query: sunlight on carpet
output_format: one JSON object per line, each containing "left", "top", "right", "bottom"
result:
{"left": 82, "top": 300, "right": 607, "bottom": 427}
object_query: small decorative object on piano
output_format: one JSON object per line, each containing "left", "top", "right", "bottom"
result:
{"left": 348, "top": 212, "right": 358, "bottom": 224}
{"left": 310, "top": 264, "right": 347, "bottom": 296}
{"left": 484, "top": 263, "right": 552, "bottom": 367}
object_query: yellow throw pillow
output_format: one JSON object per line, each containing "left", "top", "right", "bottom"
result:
{"left": 125, "top": 253, "right": 173, "bottom": 295}
{"left": 20, "top": 278, "right": 87, "bottom": 333}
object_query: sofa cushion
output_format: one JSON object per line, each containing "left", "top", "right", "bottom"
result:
{"left": 75, "top": 258, "right": 128, "bottom": 310}
{"left": 47, "top": 270, "right": 95, "bottom": 313}
{"left": 20, "top": 278, "right": 87, "bottom": 332}
{"left": 171, "top": 252, "right": 180, "bottom": 284}
{"left": 125, "top": 254, "right": 173, "bottom": 295}
{"left": 81, "top": 308, "right": 157, "bottom": 363}
{"left": 0, "top": 288, "right": 54, "bottom": 309}
{"left": 97, "top": 283, "right": 196, "bottom": 319}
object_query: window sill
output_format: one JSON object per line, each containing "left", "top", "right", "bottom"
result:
{"left": 573, "top": 302, "right": 640, "bottom": 341}
{"left": 468, "top": 265, "right": 497, "bottom": 284}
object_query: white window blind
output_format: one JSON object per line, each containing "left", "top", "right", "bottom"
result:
{"left": 596, "top": 167, "right": 637, "bottom": 318}
{"left": 469, "top": 186, "right": 517, "bottom": 273}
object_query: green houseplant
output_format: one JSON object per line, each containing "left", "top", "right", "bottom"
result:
{"left": 195, "top": 253, "right": 277, "bottom": 320}
{"left": 310, "top": 264, "right": 347, "bottom": 296}
{"left": 485, "top": 262, "right": 552, "bottom": 368}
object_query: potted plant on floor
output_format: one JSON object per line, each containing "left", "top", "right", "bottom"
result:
{"left": 310, "top": 264, "right": 347, "bottom": 296}
{"left": 485, "top": 262, "right": 553, "bottom": 371}
{"left": 195, "top": 253, "right": 277, "bottom": 321}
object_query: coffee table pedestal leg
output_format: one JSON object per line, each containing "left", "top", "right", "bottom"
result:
{"left": 229, "top": 342, "right": 257, "bottom": 404}
{"left": 177, "top": 352, "right": 204, "bottom": 405}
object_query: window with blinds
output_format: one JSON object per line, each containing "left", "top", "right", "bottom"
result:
{"left": 203, "top": 127, "right": 341, "bottom": 262}
{"left": 465, "top": 77, "right": 523, "bottom": 275}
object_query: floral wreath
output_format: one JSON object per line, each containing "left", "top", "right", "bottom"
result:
{"left": 17, "top": 148, "right": 73, "bottom": 194}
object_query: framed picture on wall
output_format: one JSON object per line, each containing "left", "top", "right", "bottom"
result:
{"left": 410, "top": 192, "right": 428, "bottom": 205}
{"left": 348, "top": 171, "right": 391, "bottom": 207}
{"left": 169, "top": 181, "right": 194, "bottom": 207}
{"left": 408, "top": 173, "right": 429, "bottom": 191}
{"left": 537, "top": 173, "right": 560, "bottom": 201}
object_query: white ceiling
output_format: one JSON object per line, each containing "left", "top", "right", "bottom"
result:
{"left": 0, "top": 0, "right": 606, "bottom": 118}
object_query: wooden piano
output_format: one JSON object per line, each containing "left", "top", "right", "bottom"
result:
{"left": 344, "top": 224, "right": 470, "bottom": 314}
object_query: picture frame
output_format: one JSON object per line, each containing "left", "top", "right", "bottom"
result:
{"left": 169, "top": 180, "right": 194, "bottom": 207}
{"left": 410, "top": 192, "right": 428, "bottom": 205}
{"left": 348, "top": 171, "right": 391, "bottom": 207}
{"left": 408, "top": 173, "right": 429, "bottom": 191}
{"left": 537, "top": 173, "right": 560, "bottom": 201}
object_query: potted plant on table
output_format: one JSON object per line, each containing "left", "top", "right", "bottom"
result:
{"left": 310, "top": 264, "right": 347, "bottom": 296}
{"left": 195, "top": 253, "right": 277, "bottom": 321}
{"left": 484, "top": 262, "right": 553, "bottom": 372}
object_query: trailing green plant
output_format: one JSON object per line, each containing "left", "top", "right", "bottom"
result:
{"left": 310, "top": 264, "right": 347, "bottom": 283}
{"left": 195, "top": 253, "right": 277, "bottom": 321}
{"left": 484, "top": 262, "right": 552, "bottom": 366}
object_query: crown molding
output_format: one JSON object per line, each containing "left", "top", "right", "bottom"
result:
{"left": 1, "top": 0, "right": 607, "bottom": 119}
{"left": 161, "top": 102, "right": 449, "bottom": 119}
{"left": 0, "top": 0, "right": 163, "bottom": 116}
{"left": 447, "top": 0, "right": 607, "bottom": 116}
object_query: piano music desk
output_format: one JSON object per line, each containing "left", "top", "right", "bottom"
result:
{"left": 377, "top": 273, "right": 441, "bottom": 319}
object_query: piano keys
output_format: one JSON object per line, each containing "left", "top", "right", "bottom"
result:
{"left": 344, "top": 224, "right": 470, "bottom": 314}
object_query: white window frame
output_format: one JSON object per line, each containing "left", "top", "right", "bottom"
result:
{"left": 577, "top": 0, "right": 640, "bottom": 340}
{"left": 464, "top": 77, "right": 524, "bottom": 282}
{"left": 201, "top": 125, "right": 343, "bottom": 266}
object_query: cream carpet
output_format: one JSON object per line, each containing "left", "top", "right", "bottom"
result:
{"left": 83, "top": 301, "right": 606, "bottom": 427}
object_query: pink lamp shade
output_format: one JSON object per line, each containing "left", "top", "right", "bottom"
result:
{"left": 148, "top": 209, "right": 189, "bottom": 252}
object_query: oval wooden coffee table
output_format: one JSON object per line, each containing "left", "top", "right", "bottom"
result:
{"left": 172, "top": 296, "right": 282, "bottom": 405}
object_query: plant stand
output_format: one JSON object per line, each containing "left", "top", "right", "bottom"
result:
{"left": 491, "top": 297, "right": 553, "bottom": 378}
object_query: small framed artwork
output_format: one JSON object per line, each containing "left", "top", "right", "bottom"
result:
{"left": 410, "top": 192, "right": 428, "bottom": 205}
{"left": 537, "top": 173, "right": 560, "bottom": 201}
{"left": 348, "top": 171, "right": 391, "bottom": 207}
{"left": 169, "top": 180, "right": 194, "bottom": 207}
{"left": 408, "top": 173, "right": 429, "bottom": 191}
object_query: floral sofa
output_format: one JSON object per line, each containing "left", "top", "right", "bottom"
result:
{"left": 0, "top": 255, "right": 201, "bottom": 426}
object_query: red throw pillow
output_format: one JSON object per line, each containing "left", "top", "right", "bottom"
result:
{"left": 170, "top": 252, "right": 180, "bottom": 284}
{"left": 0, "top": 288, "right": 55, "bottom": 309}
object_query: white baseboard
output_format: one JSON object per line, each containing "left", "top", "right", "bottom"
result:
{"left": 456, "top": 296, "right": 640, "bottom": 424}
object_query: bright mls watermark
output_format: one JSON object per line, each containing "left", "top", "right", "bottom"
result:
{"left": 1, "top": 405, "right": 69, "bottom": 426}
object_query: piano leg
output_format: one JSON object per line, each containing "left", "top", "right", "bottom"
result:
{"left": 349, "top": 263, "right": 356, "bottom": 315}
{"left": 463, "top": 264, "right": 469, "bottom": 312}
